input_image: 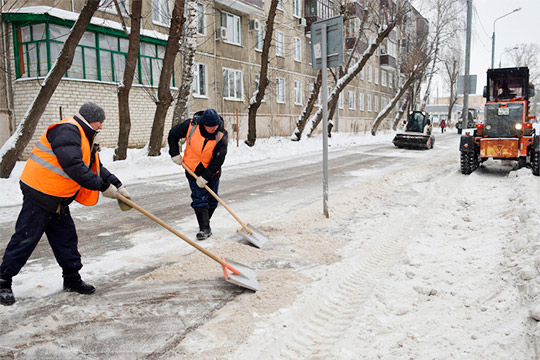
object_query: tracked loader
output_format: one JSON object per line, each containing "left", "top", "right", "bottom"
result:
{"left": 393, "top": 110, "right": 435, "bottom": 149}
{"left": 460, "top": 67, "right": 539, "bottom": 175}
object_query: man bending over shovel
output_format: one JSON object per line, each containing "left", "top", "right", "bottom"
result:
{"left": 168, "top": 108, "right": 228, "bottom": 240}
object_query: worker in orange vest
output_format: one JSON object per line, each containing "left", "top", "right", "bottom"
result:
{"left": 0, "top": 102, "right": 130, "bottom": 306}
{"left": 168, "top": 108, "right": 228, "bottom": 240}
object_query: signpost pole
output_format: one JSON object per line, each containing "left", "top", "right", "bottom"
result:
{"left": 321, "top": 24, "right": 329, "bottom": 218}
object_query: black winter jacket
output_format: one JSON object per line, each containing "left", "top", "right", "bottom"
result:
{"left": 21, "top": 115, "right": 121, "bottom": 213}
{"left": 167, "top": 111, "right": 228, "bottom": 182}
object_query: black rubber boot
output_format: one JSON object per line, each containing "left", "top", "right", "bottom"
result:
{"left": 0, "top": 278, "right": 15, "bottom": 306}
{"left": 208, "top": 208, "right": 216, "bottom": 220}
{"left": 194, "top": 208, "right": 212, "bottom": 240}
{"left": 63, "top": 272, "right": 96, "bottom": 294}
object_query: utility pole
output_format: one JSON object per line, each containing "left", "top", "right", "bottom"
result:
{"left": 462, "top": 0, "right": 472, "bottom": 128}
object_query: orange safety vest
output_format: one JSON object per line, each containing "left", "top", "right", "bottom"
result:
{"left": 20, "top": 117, "right": 100, "bottom": 206}
{"left": 182, "top": 123, "right": 223, "bottom": 173}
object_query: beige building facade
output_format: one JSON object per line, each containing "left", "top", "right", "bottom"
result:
{"left": 0, "top": 0, "right": 423, "bottom": 157}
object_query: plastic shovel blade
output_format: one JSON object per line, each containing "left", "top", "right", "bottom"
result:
{"left": 236, "top": 224, "right": 269, "bottom": 248}
{"left": 222, "top": 259, "right": 259, "bottom": 291}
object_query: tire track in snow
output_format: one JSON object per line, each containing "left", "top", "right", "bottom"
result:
{"left": 237, "top": 156, "right": 464, "bottom": 360}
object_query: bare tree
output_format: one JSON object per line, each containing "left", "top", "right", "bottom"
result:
{"left": 419, "top": 0, "right": 463, "bottom": 107}
{"left": 303, "top": 0, "right": 408, "bottom": 138}
{"left": 0, "top": 0, "right": 100, "bottom": 178}
{"left": 113, "top": 0, "right": 142, "bottom": 161}
{"left": 443, "top": 42, "right": 461, "bottom": 125}
{"left": 171, "top": 0, "right": 198, "bottom": 127}
{"left": 245, "top": 0, "right": 280, "bottom": 147}
{"left": 507, "top": 43, "right": 540, "bottom": 83}
{"left": 290, "top": 71, "right": 322, "bottom": 141}
{"left": 147, "top": 0, "right": 186, "bottom": 156}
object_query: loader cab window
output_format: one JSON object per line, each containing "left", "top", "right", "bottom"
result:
{"left": 406, "top": 112, "right": 425, "bottom": 132}
{"left": 491, "top": 78, "right": 523, "bottom": 101}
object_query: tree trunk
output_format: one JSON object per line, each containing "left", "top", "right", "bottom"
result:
{"left": 392, "top": 95, "right": 409, "bottom": 130}
{"left": 290, "top": 71, "right": 322, "bottom": 141}
{"left": 245, "top": 0, "right": 280, "bottom": 147}
{"left": 113, "top": 0, "right": 142, "bottom": 161}
{"left": 172, "top": 0, "right": 198, "bottom": 128}
{"left": 147, "top": 0, "right": 186, "bottom": 156}
{"left": 0, "top": 0, "right": 100, "bottom": 178}
{"left": 372, "top": 75, "right": 418, "bottom": 135}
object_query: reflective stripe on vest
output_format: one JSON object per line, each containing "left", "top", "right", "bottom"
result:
{"left": 19, "top": 117, "right": 101, "bottom": 206}
{"left": 182, "top": 123, "right": 223, "bottom": 173}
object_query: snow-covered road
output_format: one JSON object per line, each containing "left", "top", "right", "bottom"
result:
{"left": 1, "top": 131, "right": 540, "bottom": 359}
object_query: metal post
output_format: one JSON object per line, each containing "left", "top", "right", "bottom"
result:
{"left": 462, "top": 0, "right": 472, "bottom": 127}
{"left": 321, "top": 24, "right": 329, "bottom": 218}
{"left": 490, "top": 8, "right": 521, "bottom": 69}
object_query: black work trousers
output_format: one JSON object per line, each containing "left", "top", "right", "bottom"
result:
{"left": 0, "top": 196, "right": 82, "bottom": 279}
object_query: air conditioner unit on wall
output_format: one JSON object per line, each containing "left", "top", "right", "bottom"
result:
{"left": 216, "top": 26, "right": 227, "bottom": 40}
{"left": 249, "top": 19, "right": 261, "bottom": 32}
{"left": 297, "top": 18, "right": 306, "bottom": 27}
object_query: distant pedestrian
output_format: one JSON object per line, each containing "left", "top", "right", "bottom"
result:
{"left": 168, "top": 108, "right": 228, "bottom": 240}
{"left": 0, "top": 102, "right": 131, "bottom": 306}
{"left": 440, "top": 119, "right": 446, "bottom": 133}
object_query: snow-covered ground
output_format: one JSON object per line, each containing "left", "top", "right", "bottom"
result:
{"left": 1, "top": 131, "right": 540, "bottom": 359}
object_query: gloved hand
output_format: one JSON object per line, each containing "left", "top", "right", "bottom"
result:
{"left": 196, "top": 176, "right": 208, "bottom": 188}
{"left": 117, "top": 185, "right": 131, "bottom": 199}
{"left": 171, "top": 154, "right": 182, "bottom": 165}
{"left": 116, "top": 185, "right": 132, "bottom": 211}
{"left": 102, "top": 184, "right": 118, "bottom": 199}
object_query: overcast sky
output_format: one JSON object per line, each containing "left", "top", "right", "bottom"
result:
{"left": 415, "top": 0, "right": 540, "bottom": 96}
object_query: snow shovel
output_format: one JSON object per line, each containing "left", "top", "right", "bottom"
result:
{"left": 116, "top": 194, "right": 259, "bottom": 291}
{"left": 182, "top": 163, "right": 269, "bottom": 248}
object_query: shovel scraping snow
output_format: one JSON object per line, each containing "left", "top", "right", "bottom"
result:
{"left": 117, "top": 194, "right": 259, "bottom": 291}
{"left": 182, "top": 163, "right": 269, "bottom": 248}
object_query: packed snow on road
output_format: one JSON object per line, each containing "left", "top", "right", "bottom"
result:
{"left": 1, "top": 131, "right": 540, "bottom": 359}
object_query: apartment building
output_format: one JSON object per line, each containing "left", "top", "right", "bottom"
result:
{"left": 0, "top": 0, "right": 426, "bottom": 156}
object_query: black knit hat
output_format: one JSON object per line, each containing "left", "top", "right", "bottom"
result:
{"left": 79, "top": 102, "right": 105, "bottom": 123}
{"left": 200, "top": 108, "right": 220, "bottom": 127}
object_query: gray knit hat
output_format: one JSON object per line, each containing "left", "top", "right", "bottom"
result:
{"left": 79, "top": 102, "right": 105, "bottom": 123}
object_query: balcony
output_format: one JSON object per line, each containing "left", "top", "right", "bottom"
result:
{"left": 345, "top": 2, "right": 366, "bottom": 18}
{"left": 215, "top": 0, "right": 263, "bottom": 14}
{"left": 380, "top": 54, "right": 396, "bottom": 70}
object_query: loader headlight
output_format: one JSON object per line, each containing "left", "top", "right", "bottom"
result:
{"left": 515, "top": 123, "right": 523, "bottom": 130}
{"left": 486, "top": 124, "right": 492, "bottom": 130}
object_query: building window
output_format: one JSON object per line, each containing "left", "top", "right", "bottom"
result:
{"left": 276, "top": 77, "right": 285, "bottom": 103}
{"left": 277, "top": 0, "right": 284, "bottom": 11}
{"left": 348, "top": 90, "right": 356, "bottom": 110}
{"left": 375, "top": 96, "right": 379, "bottom": 112}
{"left": 360, "top": 67, "right": 364, "bottom": 81}
{"left": 197, "top": 3, "right": 205, "bottom": 35}
{"left": 338, "top": 92, "right": 344, "bottom": 109}
{"left": 99, "top": 0, "right": 129, "bottom": 16}
{"left": 293, "top": 0, "right": 302, "bottom": 17}
{"left": 13, "top": 23, "right": 171, "bottom": 87}
{"left": 381, "top": 70, "right": 387, "bottom": 87}
{"left": 255, "top": 26, "right": 264, "bottom": 52}
{"left": 294, "top": 80, "right": 302, "bottom": 105}
{"left": 374, "top": 68, "right": 379, "bottom": 85}
{"left": 152, "top": 0, "right": 170, "bottom": 27}
{"left": 359, "top": 93, "right": 364, "bottom": 111}
{"left": 293, "top": 37, "right": 302, "bottom": 62}
{"left": 276, "top": 31, "right": 284, "bottom": 57}
{"left": 192, "top": 63, "right": 207, "bottom": 97}
{"left": 367, "top": 94, "right": 372, "bottom": 112}
{"left": 367, "top": 65, "right": 372, "bottom": 82}
{"left": 388, "top": 73, "right": 393, "bottom": 88}
{"left": 223, "top": 67, "right": 243, "bottom": 100}
{"left": 221, "top": 12, "right": 241, "bottom": 45}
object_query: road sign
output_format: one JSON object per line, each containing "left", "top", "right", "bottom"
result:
{"left": 457, "top": 75, "right": 477, "bottom": 95}
{"left": 310, "top": 16, "right": 344, "bottom": 70}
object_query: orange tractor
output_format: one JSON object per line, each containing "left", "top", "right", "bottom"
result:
{"left": 460, "top": 67, "right": 538, "bottom": 175}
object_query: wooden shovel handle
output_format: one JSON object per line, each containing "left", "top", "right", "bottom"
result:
{"left": 181, "top": 162, "right": 253, "bottom": 235}
{"left": 117, "top": 194, "right": 230, "bottom": 268}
